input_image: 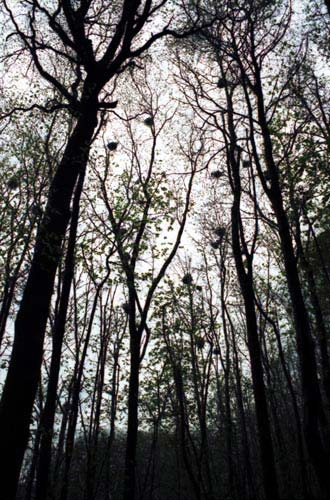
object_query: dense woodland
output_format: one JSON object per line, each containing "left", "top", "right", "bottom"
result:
{"left": 0, "top": 1, "right": 330, "bottom": 499}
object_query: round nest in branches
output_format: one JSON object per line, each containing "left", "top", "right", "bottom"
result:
{"left": 242, "top": 160, "right": 251, "bottom": 169}
{"left": 217, "top": 78, "right": 226, "bottom": 89}
{"left": 107, "top": 141, "right": 118, "bottom": 151}
{"left": 213, "top": 348, "right": 221, "bottom": 356}
{"left": 211, "top": 170, "right": 223, "bottom": 179}
{"left": 195, "top": 337, "right": 205, "bottom": 349}
{"left": 143, "top": 116, "right": 154, "bottom": 127}
{"left": 122, "top": 302, "right": 130, "bottom": 314}
{"left": 210, "top": 240, "right": 221, "bottom": 250}
{"left": 7, "top": 176, "right": 19, "bottom": 190}
{"left": 214, "top": 227, "right": 226, "bottom": 238}
{"left": 182, "top": 273, "right": 193, "bottom": 285}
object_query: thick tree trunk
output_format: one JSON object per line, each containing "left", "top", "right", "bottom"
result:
{"left": 0, "top": 102, "right": 98, "bottom": 500}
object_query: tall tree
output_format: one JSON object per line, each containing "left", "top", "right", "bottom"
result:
{"left": 0, "top": 2, "right": 204, "bottom": 498}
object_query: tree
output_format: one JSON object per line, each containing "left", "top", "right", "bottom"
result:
{"left": 90, "top": 79, "right": 198, "bottom": 498}
{"left": 0, "top": 2, "right": 206, "bottom": 498}
{"left": 1, "top": 1, "right": 330, "bottom": 499}
{"left": 179, "top": 0, "right": 330, "bottom": 495}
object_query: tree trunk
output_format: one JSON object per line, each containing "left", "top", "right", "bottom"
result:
{"left": 123, "top": 334, "right": 140, "bottom": 500}
{"left": 224, "top": 70, "right": 279, "bottom": 499}
{"left": 34, "top": 169, "right": 85, "bottom": 500}
{"left": 304, "top": 262, "right": 330, "bottom": 408}
{"left": 253, "top": 73, "right": 330, "bottom": 497}
{"left": 60, "top": 276, "right": 102, "bottom": 500}
{"left": 0, "top": 222, "right": 35, "bottom": 349}
{"left": 231, "top": 201, "right": 279, "bottom": 500}
{"left": 230, "top": 321, "right": 256, "bottom": 500}
{"left": 23, "top": 422, "right": 42, "bottom": 500}
{"left": 0, "top": 101, "right": 98, "bottom": 500}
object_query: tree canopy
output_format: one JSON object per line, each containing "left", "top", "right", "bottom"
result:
{"left": 1, "top": 1, "right": 330, "bottom": 500}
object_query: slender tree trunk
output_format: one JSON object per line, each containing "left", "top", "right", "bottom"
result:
{"left": 85, "top": 329, "right": 108, "bottom": 500}
{"left": 230, "top": 321, "right": 256, "bottom": 500}
{"left": 0, "top": 98, "right": 98, "bottom": 500}
{"left": 24, "top": 423, "right": 42, "bottom": 500}
{"left": 172, "top": 363, "right": 201, "bottom": 500}
{"left": 224, "top": 70, "right": 279, "bottom": 499}
{"left": 102, "top": 344, "right": 120, "bottom": 500}
{"left": 52, "top": 399, "right": 70, "bottom": 500}
{"left": 34, "top": 169, "right": 85, "bottom": 500}
{"left": 253, "top": 72, "right": 330, "bottom": 497}
{"left": 304, "top": 261, "right": 330, "bottom": 407}
{"left": 219, "top": 270, "right": 236, "bottom": 498}
{"left": 60, "top": 277, "right": 103, "bottom": 500}
{"left": 258, "top": 303, "right": 309, "bottom": 499}
{"left": 0, "top": 222, "right": 35, "bottom": 349}
{"left": 231, "top": 201, "right": 279, "bottom": 500}
{"left": 123, "top": 334, "right": 141, "bottom": 500}
{"left": 187, "top": 288, "right": 214, "bottom": 500}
